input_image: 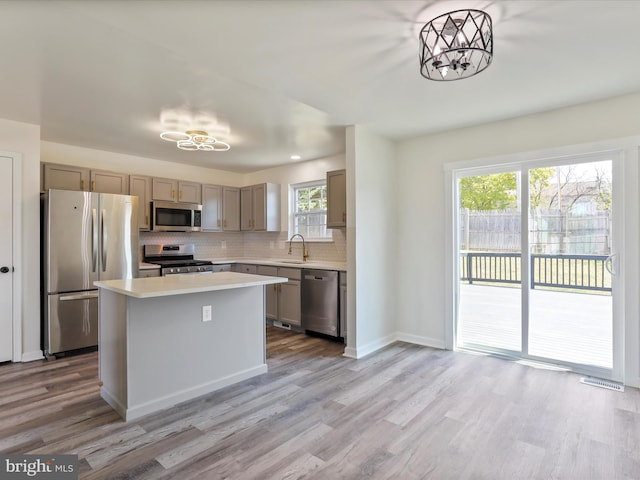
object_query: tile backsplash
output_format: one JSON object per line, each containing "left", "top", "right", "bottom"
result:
{"left": 140, "top": 229, "right": 346, "bottom": 263}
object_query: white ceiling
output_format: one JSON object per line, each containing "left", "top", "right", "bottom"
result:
{"left": 1, "top": 0, "right": 639, "bottom": 173}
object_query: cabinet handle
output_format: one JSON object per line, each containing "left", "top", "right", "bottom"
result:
{"left": 92, "top": 180, "right": 96, "bottom": 191}
{"left": 179, "top": 190, "right": 183, "bottom": 200}
{"left": 172, "top": 189, "right": 175, "bottom": 200}
{"left": 81, "top": 180, "right": 85, "bottom": 190}
{"left": 343, "top": 212, "right": 346, "bottom": 222}
{"left": 223, "top": 219, "right": 227, "bottom": 228}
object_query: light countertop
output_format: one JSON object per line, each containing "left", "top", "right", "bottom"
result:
{"left": 203, "top": 258, "right": 347, "bottom": 271}
{"left": 95, "top": 271, "right": 286, "bottom": 299}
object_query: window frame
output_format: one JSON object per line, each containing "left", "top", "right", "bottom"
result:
{"left": 289, "top": 180, "right": 332, "bottom": 241}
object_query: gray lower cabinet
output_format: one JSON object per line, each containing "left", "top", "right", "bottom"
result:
{"left": 257, "top": 266, "right": 301, "bottom": 326}
{"left": 139, "top": 268, "right": 160, "bottom": 278}
{"left": 257, "top": 266, "right": 278, "bottom": 320}
{"left": 233, "top": 264, "right": 257, "bottom": 274}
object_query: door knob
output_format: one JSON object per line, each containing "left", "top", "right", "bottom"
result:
{"left": 0, "top": 266, "right": 10, "bottom": 273}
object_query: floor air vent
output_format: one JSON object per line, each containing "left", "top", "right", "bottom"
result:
{"left": 580, "top": 376, "right": 624, "bottom": 392}
{"left": 273, "top": 321, "right": 292, "bottom": 331}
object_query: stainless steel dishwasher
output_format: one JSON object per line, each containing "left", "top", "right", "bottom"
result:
{"left": 301, "top": 269, "right": 339, "bottom": 337}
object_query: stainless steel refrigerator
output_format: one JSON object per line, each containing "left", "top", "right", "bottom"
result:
{"left": 42, "top": 189, "right": 138, "bottom": 356}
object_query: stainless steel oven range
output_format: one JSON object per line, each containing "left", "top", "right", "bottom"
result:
{"left": 144, "top": 244, "right": 214, "bottom": 275}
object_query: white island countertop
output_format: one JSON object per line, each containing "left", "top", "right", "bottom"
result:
{"left": 95, "top": 271, "right": 286, "bottom": 299}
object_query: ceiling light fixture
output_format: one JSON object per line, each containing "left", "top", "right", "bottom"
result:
{"left": 290, "top": 154, "right": 301, "bottom": 160}
{"left": 160, "top": 130, "right": 230, "bottom": 152}
{"left": 419, "top": 9, "right": 493, "bottom": 81}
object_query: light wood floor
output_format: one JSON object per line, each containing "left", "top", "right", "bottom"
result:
{"left": 1, "top": 327, "right": 639, "bottom": 479}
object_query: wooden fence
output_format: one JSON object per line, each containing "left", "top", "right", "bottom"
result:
{"left": 459, "top": 209, "right": 610, "bottom": 255}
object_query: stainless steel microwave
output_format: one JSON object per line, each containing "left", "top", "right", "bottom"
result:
{"left": 151, "top": 201, "right": 202, "bottom": 232}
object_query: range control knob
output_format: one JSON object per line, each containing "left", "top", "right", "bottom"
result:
{"left": 0, "top": 266, "right": 9, "bottom": 273}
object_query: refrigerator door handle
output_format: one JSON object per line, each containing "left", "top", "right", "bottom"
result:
{"left": 101, "top": 208, "right": 108, "bottom": 272}
{"left": 92, "top": 208, "right": 98, "bottom": 273}
{"left": 59, "top": 292, "right": 99, "bottom": 301}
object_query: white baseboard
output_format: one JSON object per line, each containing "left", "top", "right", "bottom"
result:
{"left": 343, "top": 332, "right": 446, "bottom": 360}
{"left": 344, "top": 333, "right": 397, "bottom": 359}
{"left": 100, "top": 387, "right": 127, "bottom": 419}
{"left": 21, "top": 350, "right": 44, "bottom": 362}
{"left": 396, "top": 332, "right": 446, "bottom": 350}
{"left": 114, "top": 363, "right": 268, "bottom": 421}
{"left": 343, "top": 346, "right": 357, "bottom": 359}
{"left": 625, "top": 376, "right": 640, "bottom": 388}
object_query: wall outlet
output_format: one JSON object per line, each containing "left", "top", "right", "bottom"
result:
{"left": 221, "top": 241, "right": 227, "bottom": 250}
{"left": 202, "top": 305, "right": 212, "bottom": 322}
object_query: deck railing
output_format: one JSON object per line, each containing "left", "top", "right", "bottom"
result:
{"left": 460, "top": 252, "right": 611, "bottom": 292}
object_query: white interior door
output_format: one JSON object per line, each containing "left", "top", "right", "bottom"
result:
{"left": 0, "top": 155, "right": 13, "bottom": 362}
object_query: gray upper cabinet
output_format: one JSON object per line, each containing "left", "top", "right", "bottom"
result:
{"left": 152, "top": 177, "right": 177, "bottom": 202}
{"left": 90, "top": 170, "right": 129, "bottom": 194}
{"left": 42, "top": 163, "right": 90, "bottom": 192}
{"left": 202, "top": 184, "right": 223, "bottom": 231}
{"left": 129, "top": 175, "right": 152, "bottom": 230}
{"left": 241, "top": 183, "right": 280, "bottom": 232}
{"left": 222, "top": 187, "right": 240, "bottom": 231}
{"left": 152, "top": 178, "right": 201, "bottom": 203}
{"left": 327, "top": 169, "right": 346, "bottom": 228}
{"left": 178, "top": 181, "right": 201, "bottom": 204}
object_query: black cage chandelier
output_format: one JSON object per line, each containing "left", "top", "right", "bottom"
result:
{"left": 419, "top": 9, "right": 493, "bottom": 81}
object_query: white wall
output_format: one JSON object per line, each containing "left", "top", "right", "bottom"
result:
{"left": 345, "top": 125, "right": 397, "bottom": 358}
{"left": 0, "top": 118, "right": 41, "bottom": 361}
{"left": 395, "top": 92, "right": 640, "bottom": 384}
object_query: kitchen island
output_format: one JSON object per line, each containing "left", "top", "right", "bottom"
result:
{"left": 94, "top": 272, "right": 286, "bottom": 421}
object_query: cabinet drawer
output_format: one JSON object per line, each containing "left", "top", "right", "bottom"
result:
{"left": 234, "top": 264, "right": 257, "bottom": 274}
{"left": 278, "top": 267, "right": 301, "bottom": 280}
{"left": 139, "top": 268, "right": 160, "bottom": 278}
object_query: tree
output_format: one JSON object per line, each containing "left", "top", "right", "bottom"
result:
{"left": 529, "top": 167, "right": 555, "bottom": 208}
{"left": 460, "top": 173, "right": 517, "bottom": 210}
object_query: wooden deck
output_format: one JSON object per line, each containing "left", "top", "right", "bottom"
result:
{"left": 458, "top": 284, "right": 612, "bottom": 368}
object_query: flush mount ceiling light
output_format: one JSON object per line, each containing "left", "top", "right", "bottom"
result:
{"left": 419, "top": 9, "right": 493, "bottom": 81}
{"left": 160, "top": 130, "right": 231, "bottom": 152}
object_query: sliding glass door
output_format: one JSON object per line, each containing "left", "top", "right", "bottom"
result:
{"left": 455, "top": 156, "right": 619, "bottom": 378}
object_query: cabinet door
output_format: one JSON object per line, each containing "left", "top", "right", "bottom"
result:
{"left": 152, "top": 177, "right": 177, "bottom": 201}
{"left": 279, "top": 280, "right": 301, "bottom": 326}
{"left": 129, "top": 175, "right": 152, "bottom": 230}
{"left": 257, "top": 266, "right": 278, "bottom": 320}
{"left": 178, "top": 181, "right": 201, "bottom": 203}
{"left": 240, "top": 186, "right": 253, "bottom": 231}
{"left": 252, "top": 184, "right": 267, "bottom": 231}
{"left": 202, "top": 184, "right": 223, "bottom": 231}
{"left": 43, "top": 163, "right": 90, "bottom": 191}
{"left": 91, "top": 170, "right": 129, "bottom": 194}
{"left": 222, "top": 187, "right": 240, "bottom": 231}
{"left": 327, "top": 169, "right": 346, "bottom": 228}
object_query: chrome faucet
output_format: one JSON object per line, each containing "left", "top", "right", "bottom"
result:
{"left": 288, "top": 234, "right": 309, "bottom": 262}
